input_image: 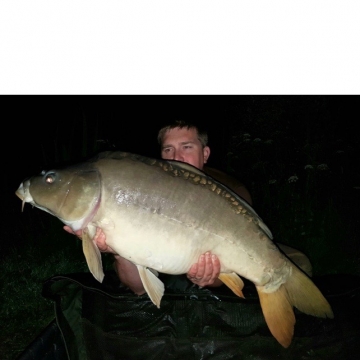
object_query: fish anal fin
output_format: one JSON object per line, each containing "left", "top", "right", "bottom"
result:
{"left": 257, "top": 284, "right": 295, "bottom": 348}
{"left": 82, "top": 226, "right": 104, "bottom": 283}
{"left": 136, "top": 265, "right": 164, "bottom": 308}
{"left": 218, "top": 272, "right": 245, "bottom": 298}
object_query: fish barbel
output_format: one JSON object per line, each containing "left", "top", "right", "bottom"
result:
{"left": 15, "top": 151, "right": 333, "bottom": 347}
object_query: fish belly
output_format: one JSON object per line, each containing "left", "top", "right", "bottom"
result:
{"left": 94, "top": 203, "right": 288, "bottom": 287}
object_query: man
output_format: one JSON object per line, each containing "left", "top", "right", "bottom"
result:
{"left": 156, "top": 121, "right": 253, "bottom": 288}
{"left": 157, "top": 121, "right": 312, "bottom": 276}
{"left": 64, "top": 120, "right": 312, "bottom": 295}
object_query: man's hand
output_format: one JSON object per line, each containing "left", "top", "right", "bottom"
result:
{"left": 186, "top": 252, "right": 222, "bottom": 287}
{"left": 63, "top": 226, "right": 117, "bottom": 254}
{"left": 63, "top": 225, "right": 82, "bottom": 238}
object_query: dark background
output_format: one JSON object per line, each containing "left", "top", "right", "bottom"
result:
{"left": 7, "top": 95, "right": 360, "bottom": 180}
{"left": 4, "top": 95, "right": 360, "bottom": 261}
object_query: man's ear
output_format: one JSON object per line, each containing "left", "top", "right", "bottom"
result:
{"left": 203, "top": 146, "right": 210, "bottom": 163}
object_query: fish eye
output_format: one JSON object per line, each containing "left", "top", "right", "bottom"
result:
{"left": 44, "top": 171, "right": 56, "bottom": 184}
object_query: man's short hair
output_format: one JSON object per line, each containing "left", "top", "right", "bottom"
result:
{"left": 157, "top": 120, "right": 208, "bottom": 148}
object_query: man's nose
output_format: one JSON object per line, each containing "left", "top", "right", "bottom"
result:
{"left": 174, "top": 151, "right": 184, "bottom": 161}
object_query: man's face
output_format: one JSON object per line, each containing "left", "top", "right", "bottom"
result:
{"left": 161, "top": 127, "right": 210, "bottom": 170}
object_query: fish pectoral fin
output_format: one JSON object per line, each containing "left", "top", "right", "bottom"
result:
{"left": 82, "top": 226, "right": 104, "bottom": 283}
{"left": 136, "top": 265, "right": 164, "bottom": 309}
{"left": 218, "top": 272, "right": 245, "bottom": 298}
{"left": 256, "top": 284, "right": 295, "bottom": 348}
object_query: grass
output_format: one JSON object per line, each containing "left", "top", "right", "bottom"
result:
{"left": 0, "top": 218, "right": 113, "bottom": 360}
{"left": 0, "top": 242, "right": 82, "bottom": 359}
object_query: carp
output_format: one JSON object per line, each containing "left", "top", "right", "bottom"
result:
{"left": 15, "top": 151, "right": 333, "bottom": 347}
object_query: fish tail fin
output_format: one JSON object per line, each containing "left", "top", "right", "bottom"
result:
{"left": 256, "top": 284, "right": 295, "bottom": 348}
{"left": 256, "top": 265, "right": 334, "bottom": 348}
{"left": 283, "top": 265, "right": 334, "bottom": 319}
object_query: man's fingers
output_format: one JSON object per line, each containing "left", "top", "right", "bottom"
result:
{"left": 186, "top": 252, "right": 222, "bottom": 287}
{"left": 204, "top": 252, "right": 213, "bottom": 274}
{"left": 187, "top": 253, "right": 212, "bottom": 285}
{"left": 63, "top": 225, "right": 74, "bottom": 234}
{"left": 196, "top": 254, "right": 206, "bottom": 277}
{"left": 211, "top": 254, "right": 221, "bottom": 277}
{"left": 187, "top": 263, "right": 198, "bottom": 278}
{"left": 95, "top": 228, "right": 109, "bottom": 251}
{"left": 63, "top": 225, "right": 82, "bottom": 239}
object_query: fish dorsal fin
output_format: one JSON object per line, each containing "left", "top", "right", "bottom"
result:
{"left": 82, "top": 226, "right": 104, "bottom": 283}
{"left": 95, "top": 152, "right": 204, "bottom": 176}
{"left": 167, "top": 160, "right": 205, "bottom": 176}
{"left": 258, "top": 220, "right": 273, "bottom": 239}
{"left": 160, "top": 160, "right": 274, "bottom": 239}
{"left": 136, "top": 265, "right": 164, "bottom": 308}
{"left": 218, "top": 272, "right": 245, "bottom": 298}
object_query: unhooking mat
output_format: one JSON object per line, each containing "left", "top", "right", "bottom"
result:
{"left": 40, "top": 271, "right": 360, "bottom": 360}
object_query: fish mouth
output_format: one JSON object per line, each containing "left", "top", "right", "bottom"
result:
{"left": 15, "top": 180, "right": 35, "bottom": 212}
{"left": 16, "top": 179, "right": 101, "bottom": 231}
{"left": 15, "top": 181, "right": 56, "bottom": 216}
{"left": 16, "top": 169, "right": 102, "bottom": 231}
